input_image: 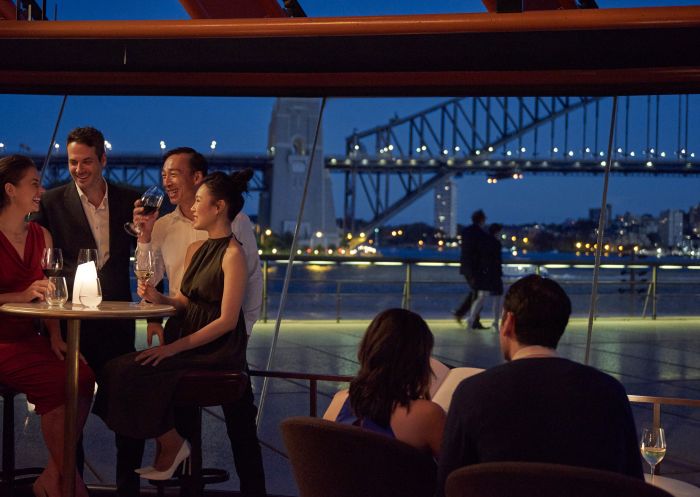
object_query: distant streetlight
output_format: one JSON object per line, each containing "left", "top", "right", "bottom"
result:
{"left": 159, "top": 140, "right": 166, "bottom": 150}
{"left": 104, "top": 140, "right": 112, "bottom": 151}
{"left": 54, "top": 143, "right": 60, "bottom": 150}
{"left": 210, "top": 140, "right": 217, "bottom": 151}
{"left": 315, "top": 231, "right": 323, "bottom": 238}
{"left": 264, "top": 228, "right": 272, "bottom": 237}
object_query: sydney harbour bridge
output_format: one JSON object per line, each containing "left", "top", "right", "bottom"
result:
{"left": 35, "top": 94, "right": 699, "bottom": 240}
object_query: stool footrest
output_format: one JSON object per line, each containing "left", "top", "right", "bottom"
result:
{"left": 149, "top": 467, "right": 230, "bottom": 487}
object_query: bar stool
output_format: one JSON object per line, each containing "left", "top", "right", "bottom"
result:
{"left": 151, "top": 370, "right": 248, "bottom": 497}
{"left": 0, "top": 385, "right": 43, "bottom": 496}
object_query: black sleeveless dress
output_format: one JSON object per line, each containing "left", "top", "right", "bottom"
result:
{"left": 95, "top": 236, "right": 248, "bottom": 439}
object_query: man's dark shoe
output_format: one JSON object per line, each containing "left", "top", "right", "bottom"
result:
{"left": 471, "top": 320, "right": 489, "bottom": 330}
{"left": 453, "top": 312, "right": 463, "bottom": 325}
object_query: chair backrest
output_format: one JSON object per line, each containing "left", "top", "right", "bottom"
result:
{"left": 280, "top": 416, "right": 436, "bottom": 497}
{"left": 445, "top": 462, "right": 674, "bottom": 497}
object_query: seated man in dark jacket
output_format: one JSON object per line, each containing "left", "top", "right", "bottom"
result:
{"left": 437, "top": 274, "right": 643, "bottom": 497}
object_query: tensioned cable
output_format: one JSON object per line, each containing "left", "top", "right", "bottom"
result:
{"left": 584, "top": 96, "right": 618, "bottom": 365}
{"left": 256, "top": 97, "right": 328, "bottom": 428}
{"left": 39, "top": 95, "right": 68, "bottom": 185}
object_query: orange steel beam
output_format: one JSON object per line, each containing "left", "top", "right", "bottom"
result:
{"left": 0, "top": 7, "right": 699, "bottom": 96}
{"left": 178, "top": 0, "right": 286, "bottom": 19}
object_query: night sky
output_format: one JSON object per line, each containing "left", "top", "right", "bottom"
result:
{"left": 1, "top": 0, "right": 699, "bottom": 227}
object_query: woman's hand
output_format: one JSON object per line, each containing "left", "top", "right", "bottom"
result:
{"left": 137, "top": 280, "right": 163, "bottom": 304}
{"left": 48, "top": 330, "right": 88, "bottom": 364}
{"left": 22, "top": 280, "right": 50, "bottom": 302}
{"left": 134, "top": 343, "right": 177, "bottom": 367}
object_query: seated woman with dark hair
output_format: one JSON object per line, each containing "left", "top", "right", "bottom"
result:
{"left": 0, "top": 155, "right": 95, "bottom": 497}
{"left": 94, "top": 169, "right": 255, "bottom": 481}
{"left": 323, "top": 308, "right": 446, "bottom": 457}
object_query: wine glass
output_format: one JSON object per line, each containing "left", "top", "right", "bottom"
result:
{"left": 77, "top": 248, "right": 99, "bottom": 268}
{"left": 41, "top": 248, "right": 63, "bottom": 278}
{"left": 46, "top": 276, "right": 68, "bottom": 307}
{"left": 640, "top": 426, "right": 666, "bottom": 482}
{"left": 133, "top": 248, "right": 155, "bottom": 304}
{"left": 79, "top": 277, "right": 102, "bottom": 309}
{"left": 124, "top": 186, "right": 165, "bottom": 237}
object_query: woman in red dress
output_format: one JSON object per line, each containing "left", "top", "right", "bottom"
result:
{"left": 0, "top": 155, "right": 95, "bottom": 497}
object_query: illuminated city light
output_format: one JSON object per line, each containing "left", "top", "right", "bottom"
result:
{"left": 488, "top": 146, "right": 494, "bottom": 152}
{"left": 455, "top": 146, "right": 461, "bottom": 152}
{"left": 552, "top": 147, "right": 559, "bottom": 153}
{"left": 520, "top": 147, "right": 527, "bottom": 153}
{"left": 646, "top": 161, "right": 653, "bottom": 167}
{"left": 210, "top": 140, "right": 217, "bottom": 150}
{"left": 315, "top": 231, "right": 323, "bottom": 238}
{"left": 264, "top": 228, "right": 272, "bottom": 236}
{"left": 159, "top": 140, "right": 166, "bottom": 150}
{"left": 475, "top": 150, "right": 481, "bottom": 155}
{"left": 271, "top": 248, "right": 278, "bottom": 254}
{"left": 346, "top": 233, "right": 353, "bottom": 240}
{"left": 575, "top": 242, "right": 582, "bottom": 249}
{"left": 54, "top": 143, "right": 60, "bottom": 149}
{"left": 354, "top": 144, "right": 360, "bottom": 150}
{"left": 568, "top": 150, "right": 574, "bottom": 157}
{"left": 629, "top": 151, "right": 635, "bottom": 157}
{"left": 359, "top": 232, "right": 366, "bottom": 238}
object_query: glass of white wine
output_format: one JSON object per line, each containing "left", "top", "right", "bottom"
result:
{"left": 640, "top": 426, "right": 666, "bottom": 482}
{"left": 133, "top": 248, "right": 155, "bottom": 304}
{"left": 46, "top": 276, "right": 68, "bottom": 307}
{"left": 79, "top": 277, "right": 102, "bottom": 309}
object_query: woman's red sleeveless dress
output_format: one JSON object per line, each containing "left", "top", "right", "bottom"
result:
{"left": 0, "top": 222, "right": 94, "bottom": 415}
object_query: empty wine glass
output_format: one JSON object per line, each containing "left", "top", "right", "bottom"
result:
{"left": 41, "top": 248, "right": 63, "bottom": 278}
{"left": 79, "top": 277, "right": 102, "bottom": 309}
{"left": 46, "top": 276, "right": 68, "bottom": 307}
{"left": 77, "top": 248, "right": 99, "bottom": 268}
{"left": 124, "top": 186, "right": 164, "bottom": 237}
{"left": 640, "top": 426, "right": 666, "bottom": 482}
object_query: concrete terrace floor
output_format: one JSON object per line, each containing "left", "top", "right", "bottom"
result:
{"left": 4, "top": 316, "right": 700, "bottom": 495}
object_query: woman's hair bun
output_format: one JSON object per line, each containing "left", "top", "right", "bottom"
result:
{"left": 230, "top": 168, "right": 254, "bottom": 193}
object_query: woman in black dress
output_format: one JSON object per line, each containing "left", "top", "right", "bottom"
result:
{"left": 94, "top": 169, "right": 253, "bottom": 480}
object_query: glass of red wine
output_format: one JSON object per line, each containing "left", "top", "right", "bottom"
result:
{"left": 41, "top": 248, "right": 63, "bottom": 278}
{"left": 124, "top": 186, "right": 164, "bottom": 237}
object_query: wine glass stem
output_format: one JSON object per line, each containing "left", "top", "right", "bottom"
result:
{"left": 650, "top": 464, "right": 655, "bottom": 482}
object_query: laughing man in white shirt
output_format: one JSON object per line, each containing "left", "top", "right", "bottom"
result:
{"left": 134, "top": 147, "right": 266, "bottom": 497}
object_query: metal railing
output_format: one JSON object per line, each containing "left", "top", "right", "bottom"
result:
{"left": 258, "top": 255, "right": 700, "bottom": 322}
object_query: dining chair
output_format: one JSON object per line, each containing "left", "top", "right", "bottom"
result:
{"left": 281, "top": 416, "right": 436, "bottom": 497}
{"left": 445, "top": 461, "right": 674, "bottom": 497}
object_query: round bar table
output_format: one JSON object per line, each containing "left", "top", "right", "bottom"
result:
{"left": 0, "top": 301, "right": 176, "bottom": 497}
{"left": 646, "top": 475, "right": 700, "bottom": 497}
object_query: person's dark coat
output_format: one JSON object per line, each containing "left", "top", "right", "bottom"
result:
{"left": 460, "top": 223, "right": 500, "bottom": 292}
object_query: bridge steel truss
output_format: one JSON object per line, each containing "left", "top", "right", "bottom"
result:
{"left": 334, "top": 95, "right": 699, "bottom": 235}
{"left": 37, "top": 153, "right": 272, "bottom": 192}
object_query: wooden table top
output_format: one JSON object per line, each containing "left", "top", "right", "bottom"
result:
{"left": 0, "top": 301, "right": 176, "bottom": 319}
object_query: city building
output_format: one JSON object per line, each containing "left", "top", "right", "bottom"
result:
{"left": 658, "top": 209, "right": 684, "bottom": 247}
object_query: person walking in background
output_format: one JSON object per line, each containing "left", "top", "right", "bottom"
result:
{"left": 486, "top": 223, "right": 504, "bottom": 330}
{"left": 133, "top": 149, "right": 266, "bottom": 496}
{"left": 34, "top": 126, "right": 143, "bottom": 497}
{"left": 454, "top": 210, "right": 490, "bottom": 329}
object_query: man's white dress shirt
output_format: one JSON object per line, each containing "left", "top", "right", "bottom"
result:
{"left": 138, "top": 206, "right": 263, "bottom": 335}
{"left": 76, "top": 181, "right": 110, "bottom": 268}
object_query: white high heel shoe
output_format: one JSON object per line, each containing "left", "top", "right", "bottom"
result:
{"left": 140, "top": 441, "right": 191, "bottom": 481}
{"left": 134, "top": 466, "right": 154, "bottom": 475}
